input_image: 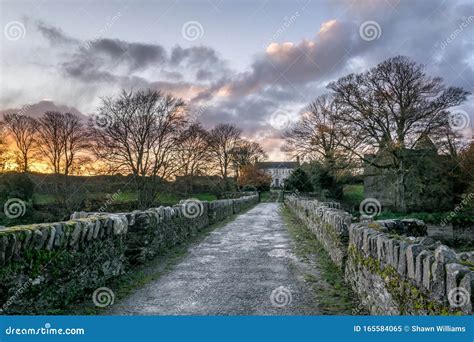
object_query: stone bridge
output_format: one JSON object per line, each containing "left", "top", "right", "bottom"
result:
{"left": 0, "top": 194, "right": 471, "bottom": 315}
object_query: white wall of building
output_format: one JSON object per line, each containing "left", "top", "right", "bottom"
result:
{"left": 264, "top": 168, "right": 293, "bottom": 187}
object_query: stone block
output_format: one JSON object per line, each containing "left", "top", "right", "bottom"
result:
{"left": 446, "top": 263, "right": 472, "bottom": 313}
{"left": 397, "top": 241, "right": 408, "bottom": 277}
{"left": 0, "top": 234, "right": 7, "bottom": 266}
{"left": 53, "top": 223, "right": 64, "bottom": 248}
{"left": 69, "top": 223, "right": 83, "bottom": 247}
{"left": 387, "top": 239, "right": 399, "bottom": 268}
{"left": 22, "top": 229, "right": 32, "bottom": 250}
{"left": 415, "top": 250, "right": 431, "bottom": 286}
{"left": 45, "top": 226, "right": 56, "bottom": 250}
{"left": 401, "top": 219, "right": 427, "bottom": 236}
{"left": 406, "top": 244, "right": 423, "bottom": 280}
{"left": 422, "top": 253, "right": 434, "bottom": 290}
{"left": 92, "top": 220, "right": 101, "bottom": 239}
{"left": 431, "top": 246, "right": 459, "bottom": 300}
{"left": 4, "top": 233, "right": 15, "bottom": 263}
{"left": 32, "top": 229, "right": 46, "bottom": 250}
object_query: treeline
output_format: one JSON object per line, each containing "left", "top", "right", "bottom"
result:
{"left": 283, "top": 56, "right": 473, "bottom": 212}
{"left": 0, "top": 90, "right": 268, "bottom": 208}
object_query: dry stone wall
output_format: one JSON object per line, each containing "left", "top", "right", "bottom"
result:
{"left": 0, "top": 195, "right": 258, "bottom": 314}
{"left": 285, "top": 197, "right": 473, "bottom": 315}
{"left": 285, "top": 196, "right": 351, "bottom": 268}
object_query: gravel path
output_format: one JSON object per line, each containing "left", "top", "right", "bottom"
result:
{"left": 110, "top": 203, "right": 321, "bottom": 315}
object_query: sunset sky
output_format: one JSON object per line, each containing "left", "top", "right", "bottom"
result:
{"left": 1, "top": 0, "right": 473, "bottom": 160}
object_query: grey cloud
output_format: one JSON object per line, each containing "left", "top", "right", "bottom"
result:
{"left": 87, "top": 38, "right": 167, "bottom": 71}
{"left": 225, "top": 20, "right": 361, "bottom": 97}
{"left": 35, "top": 20, "right": 78, "bottom": 45}
{"left": 198, "top": 96, "right": 278, "bottom": 134}
{"left": 0, "top": 100, "right": 87, "bottom": 121}
{"left": 161, "top": 70, "right": 183, "bottom": 81}
{"left": 170, "top": 46, "right": 220, "bottom": 66}
{"left": 24, "top": 2, "right": 474, "bottom": 150}
{"left": 196, "top": 69, "right": 214, "bottom": 81}
{"left": 220, "top": 0, "right": 473, "bottom": 103}
{"left": 61, "top": 57, "right": 118, "bottom": 83}
{"left": 35, "top": 21, "right": 229, "bottom": 81}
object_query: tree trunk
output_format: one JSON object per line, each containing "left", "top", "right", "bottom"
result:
{"left": 137, "top": 176, "right": 160, "bottom": 209}
{"left": 396, "top": 159, "right": 407, "bottom": 213}
{"left": 23, "top": 155, "right": 28, "bottom": 173}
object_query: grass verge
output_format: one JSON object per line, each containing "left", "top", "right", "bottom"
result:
{"left": 280, "top": 205, "right": 363, "bottom": 315}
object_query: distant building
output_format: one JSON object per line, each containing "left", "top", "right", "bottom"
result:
{"left": 364, "top": 135, "right": 453, "bottom": 212}
{"left": 256, "top": 161, "right": 299, "bottom": 188}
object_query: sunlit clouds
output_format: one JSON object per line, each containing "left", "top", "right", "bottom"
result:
{"left": 1, "top": 0, "right": 473, "bottom": 159}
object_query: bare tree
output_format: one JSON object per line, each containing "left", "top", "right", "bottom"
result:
{"left": 63, "top": 113, "right": 89, "bottom": 176}
{"left": 0, "top": 125, "right": 8, "bottom": 172}
{"left": 328, "top": 56, "right": 470, "bottom": 211}
{"left": 431, "top": 125, "right": 468, "bottom": 160}
{"left": 176, "top": 123, "right": 211, "bottom": 177}
{"left": 282, "top": 94, "right": 352, "bottom": 171}
{"left": 36, "top": 111, "right": 89, "bottom": 175}
{"left": 2, "top": 113, "right": 37, "bottom": 172}
{"left": 37, "top": 112, "right": 65, "bottom": 174}
{"left": 231, "top": 139, "right": 267, "bottom": 178}
{"left": 90, "top": 89, "right": 186, "bottom": 208}
{"left": 208, "top": 123, "right": 242, "bottom": 184}
{"left": 35, "top": 112, "right": 89, "bottom": 212}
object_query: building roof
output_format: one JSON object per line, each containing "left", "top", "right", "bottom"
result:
{"left": 414, "top": 133, "right": 438, "bottom": 152}
{"left": 256, "top": 161, "right": 298, "bottom": 169}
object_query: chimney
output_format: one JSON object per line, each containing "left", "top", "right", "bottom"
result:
{"left": 296, "top": 156, "right": 300, "bottom": 165}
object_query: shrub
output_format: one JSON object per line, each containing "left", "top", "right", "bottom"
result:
{"left": 0, "top": 172, "right": 34, "bottom": 202}
{"left": 284, "top": 168, "right": 313, "bottom": 192}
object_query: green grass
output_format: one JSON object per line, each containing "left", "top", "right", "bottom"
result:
{"left": 115, "top": 191, "right": 138, "bottom": 202}
{"left": 260, "top": 191, "right": 278, "bottom": 202}
{"left": 280, "top": 206, "right": 363, "bottom": 314}
{"left": 342, "top": 184, "right": 364, "bottom": 208}
{"left": 32, "top": 191, "right": 218, "bottom": 206}
{"left": 154, "top": 192, "right": 217, "bottom": 205}
{"left": 190, "top": 193, "right": 217, "bottom": 202}
{"left": 33, "top": 193, "right": 56, "bottom": 205}
{"left": 375, "top": 211, "right": 474, "bottom": 226}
